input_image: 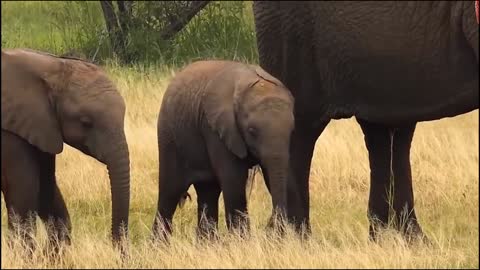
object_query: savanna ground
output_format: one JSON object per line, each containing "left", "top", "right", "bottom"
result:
{"left": 1, "top": 1, "right": 479, "bottom": 269}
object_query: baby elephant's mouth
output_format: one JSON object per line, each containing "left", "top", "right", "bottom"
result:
{"left": 246, "top": 147, "right": 259, "bottom": 159}
{"left": 67, "top": 141, "right": 102, "bottom": 162}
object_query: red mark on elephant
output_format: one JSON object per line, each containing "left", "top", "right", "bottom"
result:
{"left": 476, "top": 0, "right": 479, "bottom": 24}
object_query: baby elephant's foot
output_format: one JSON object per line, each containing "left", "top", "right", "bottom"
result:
{"left": 43, "top": 222, "right": 71, "bottom": 255}
{"left": 151, "top": 217, "right": 173, "bottom": 245}
{"left": 7, "top": 218, "right": 37, "bottom": 256}
{"left": 228, "top": 220, "right": 251, "bottom": 240}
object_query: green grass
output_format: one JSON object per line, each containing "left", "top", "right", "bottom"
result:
{"left": 2, "top": 1, "right": 103, "bottom": 55}
{"left": 1, "top": 1, "right": 258, "bottom": 66}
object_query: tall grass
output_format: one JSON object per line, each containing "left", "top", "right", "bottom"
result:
{"left": 1, "top": 1, "right": 258, "bottom": 66}
{"left": 1, "top": 1, "right": 104, "bottom": 57}
{"left": 1, "top": 66, "right": 478, "bottom": 268}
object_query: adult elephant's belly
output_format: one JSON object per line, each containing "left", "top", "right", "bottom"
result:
{"left": 322, "top": 44, "right": 478, "bottom": 125}
{"left": 307, "top": 3, "right": 479, "bottom": 124}
{"left": 348, "top": 62, "right": 478, "bottom": 124}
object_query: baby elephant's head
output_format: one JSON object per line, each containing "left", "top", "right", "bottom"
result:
{"left": 203, "top": 63, "right": 294, "bottom": 220}
{"left": 234, "top": 76, "right": 294, "bottom": 161}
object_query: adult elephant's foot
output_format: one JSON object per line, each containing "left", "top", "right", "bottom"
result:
{"left": 402, "top": 219, "right": 431, "bottom": 246}
{"left": 266, "top": 212, "right": 311, "bottom": 240}
{"left": 368, "top": 216, "right": 430, "bottom": 246}
{"left": 278, "top": 214, "right": 311, "bottom": 241}
{"left": 294, "top": 219, "right": 311, "bottom": 241}
{"left": 263, "top": 190, "right": 310, "bottom": 239}
{"left": 265, "top": 212, "right": 289, "bottom": 238}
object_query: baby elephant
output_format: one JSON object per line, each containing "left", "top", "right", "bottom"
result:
{"left": 152, "top": 60, "right": 295, "bottom": 241}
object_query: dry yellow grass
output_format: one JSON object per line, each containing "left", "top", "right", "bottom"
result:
{"left": 1, "top": 65, "right": 478, "bottom": 269}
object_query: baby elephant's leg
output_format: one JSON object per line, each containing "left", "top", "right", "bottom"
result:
{"left": 221, "top": 174, "right": 249, "bottom": 237}
{"left": 211, "top": 158, "right": 250, "bottom": 237}
{"left": 153, "top": 143, "right": 186, "bottom": 243}
{"left": 1, "top": 132, "right": 40, "bottom": 253}
{"left": 205, "top": 131, "right": 250, "bottom": 237}
{"left": 37, "top": 153, "right": 71, "bottom": 256}
{"left": 194, "top": 181, "right": 221, "bottom": 240}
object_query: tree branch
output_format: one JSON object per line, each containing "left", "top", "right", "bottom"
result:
{"left": 159, "top": 1, "right": 211, "bottom": 41}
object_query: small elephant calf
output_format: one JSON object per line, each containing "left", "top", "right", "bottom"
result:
{"left": 152, "top": 60, "right": 295, "bottom": 241}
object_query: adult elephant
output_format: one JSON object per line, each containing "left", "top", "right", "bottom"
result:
{"left": 253, "top": 1, "right": 478, "bottom": 241}
{"left": 1, "top": 49, "right": 130, "bottom": 250}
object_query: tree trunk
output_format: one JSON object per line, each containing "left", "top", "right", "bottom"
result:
{"left": 100, "top": 1, "right": 128, "bottom": 63}
{"left": 99, "top": 1, "right": 211, "bottom": 63}
{"left": 117, "top": 1, "right": 132, "bottom": 33}
{"left": 160, "top": 1, "right": 211, "bottom": 41}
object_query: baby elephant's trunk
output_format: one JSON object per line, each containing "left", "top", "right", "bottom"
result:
{"left": 264, "top": 153, "right": 289, "bottom": 230}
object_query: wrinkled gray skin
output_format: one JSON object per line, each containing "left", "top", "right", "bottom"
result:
{"left": 253, "top": 1, "right": 478, "bottom": 241}
{"left": 1, "top": 49, "right": 130, "bottom": 251}
{"left": 152, "top": 60, "right": 294, "bottom": 241}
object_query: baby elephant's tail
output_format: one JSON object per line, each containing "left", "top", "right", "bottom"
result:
{"left": 178, "top": 192, "right": 192, "bottom": 208}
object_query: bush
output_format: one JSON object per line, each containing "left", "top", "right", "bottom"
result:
{"left": 1, "top": 1, "right": 258, "bottom": 67}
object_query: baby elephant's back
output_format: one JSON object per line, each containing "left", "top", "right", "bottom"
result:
{"left": 160, "top": 60, "right": 244, "bottom": 118}
{"left": 167, "top": 60, "right": 238, "bottom": 94}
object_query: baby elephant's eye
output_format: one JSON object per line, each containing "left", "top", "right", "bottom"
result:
{"left": 247, "top": 126, "right": 258, "bottom": 138}
{"left": 80, "top": 116, "right": 93, "bottom": 128}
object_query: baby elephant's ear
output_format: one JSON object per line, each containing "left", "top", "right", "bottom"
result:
{"left": 252, "top": 65, "right": 285, "bottom": 87}
{"left": 1, "top": 51, "right": 65, "bottom": 154}
{"left": 203, "top": 69, "right": 248, "bottom": 159}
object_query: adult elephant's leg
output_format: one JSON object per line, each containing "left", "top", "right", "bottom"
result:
{"left": 357, "top": 119, "right": 423, "bottom": 241}
{"left": 390, "top": 123, "right": 424, "bottom": 240}
{"left": 194, "top": 181, "right": 221, "bottom": 240}
{"left": 357, "top": 119, "right": 391, "bottom": 238}
{"left": 286, "top": 121, "right": 328, "bottom": 236}
{"left": 37, "top": 153, "right": 72, "bottom": 254}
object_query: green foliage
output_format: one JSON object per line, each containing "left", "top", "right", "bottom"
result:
{"left": 172, "top": 1, "right": 258, "bottom": 64}
{"left": 1, "top": 1, "right": 258, "bottom": 67}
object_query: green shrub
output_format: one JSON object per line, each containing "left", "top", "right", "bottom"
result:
{"left": 1, "top": 1, "right": 258, "bottom": 67}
